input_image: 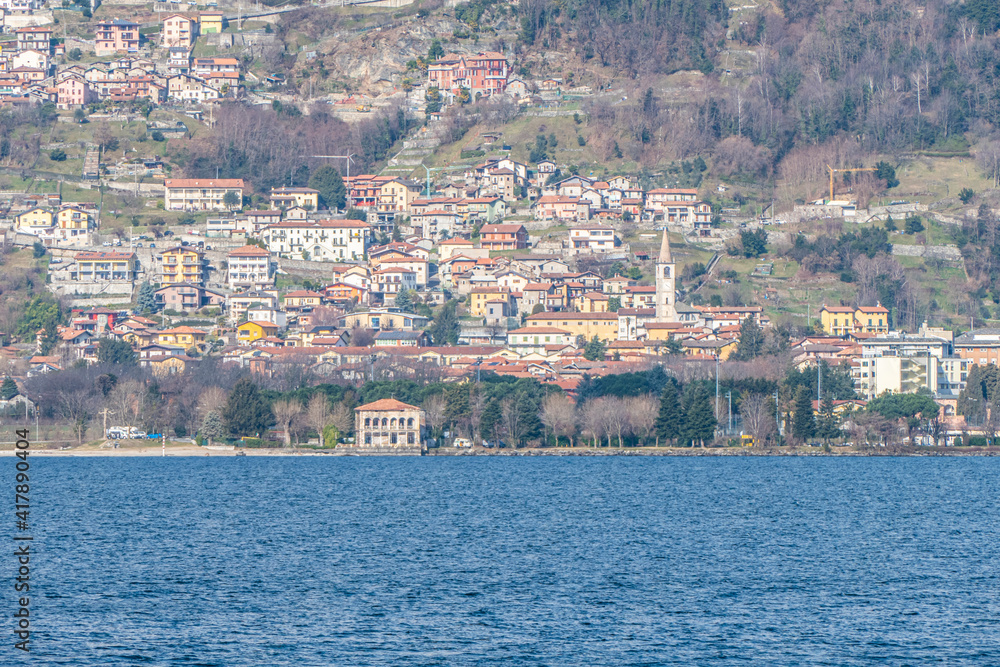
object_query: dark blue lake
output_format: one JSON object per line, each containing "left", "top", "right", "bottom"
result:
{"left": 16, "top": 457, "right": 1000, "bottom": 665}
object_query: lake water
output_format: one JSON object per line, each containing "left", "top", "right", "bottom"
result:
{"left": 19, "top": 457, "right": 1000, "bottom": 665}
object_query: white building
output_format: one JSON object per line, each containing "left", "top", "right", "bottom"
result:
{"left": 164, "top": 178, "right": 245, "bottom": 211}
{"left": 372, "top": 268, "right": 417, "bottom": 299}
{"left": 568, "top": 223, "right": 617, "bottom": 253}
{"left": 260, "top": 219, "right": 371, "bottom": 261}
{"left": 227, "top": 245, "right": 273, "bottom": 291}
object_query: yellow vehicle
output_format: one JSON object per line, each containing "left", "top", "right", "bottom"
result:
{"left": 741, "top": 434, "right": 755, "bottom": 447}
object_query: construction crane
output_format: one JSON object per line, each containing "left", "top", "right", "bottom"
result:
{"left": 827, "top": 165, "right": 877, "bottom": 203}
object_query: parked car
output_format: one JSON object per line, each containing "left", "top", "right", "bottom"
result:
{"left": 453, "top": 438, "right": 473, "bottom": 448}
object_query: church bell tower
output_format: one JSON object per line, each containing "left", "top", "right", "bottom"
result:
{"left": 655, "top": 229, "right": 676, "bottom": 321}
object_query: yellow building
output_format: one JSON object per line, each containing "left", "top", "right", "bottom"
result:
{"left": 57, "top": 206, "right": 92, "bottom": 230}
{"left": 160, "top": 246, "right": 206, "bottom": 286}
{"left": 15, "top": 207, "right": 53, "bottom": 230}
{"left": 855, "top": 305, "right": 889, "bottom": 334}
{"left": 469, "top": 287, "right": 509, "bottom": 317}
{"left": 198, "top": 11, "right": 224, "bottom": 34}
{"left": 156, "top": 326, "right": 207, "bottom": 347}
{"left": 820, "top": 306, "right": 856, "bottom": 337}
{"left": 819, "top": 305, "right": 890, "bottom": 336}
{"left": 576, "top": 292, "right": 610, "bottom": 313}
{"left": 283, "top": 290, "right": 323, "bottom": 309}
{"left": 377, "top": 178, "right": 422, "bottom": 214}
{"left": 150, "top": 355, "right": 196, "bottom": 376}
{"left": 681, "top": 338, "right": 738, "bottom": 360}
{"left": 269, "top": 187, "right": 319, "bottom": 210}
{"left": 72, "top": 251, "right": 138, "bottom": 282}
{"left": 237, "top": 320, "right": 279, "bottom": 345}
{"left": 524, "top": 311, "right": 618, "bottom": 341}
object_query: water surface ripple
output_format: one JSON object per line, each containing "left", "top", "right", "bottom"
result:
{"left": 20, "top": 457, "right": 1000, "bottom": 665}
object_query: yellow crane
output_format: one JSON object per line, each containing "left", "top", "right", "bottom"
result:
{"left": 827, "top": 165, "right": 877, "bottom": 203}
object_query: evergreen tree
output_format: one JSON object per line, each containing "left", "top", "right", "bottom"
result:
{"left": 15, "top": 296, "right": 61, "bottom": 338}
{"left": 607, "top": 296, "right": 621, "bottom": 312}
{"left": 445, "top": 384, "right": 470, "bottom": 431}
{"left": 515, "top": 391, "right": 542, "bottom": 445}
{"left": 733, "top": 315, "right": 765, "bottom": 360}
{"left": 136, "top": 281, "right": 156, "bottom": 314}
{"left": 394, "top": 288, "right": 414, "bottom": 312}
{"left": 1, "top": 376, "right": 18, "bottom": 400}
{"left": 200, "top": 410, "right": 226, "bottom": 442}
{"left": 223, "top": 378, "right": 274, "bottom": 437}
{"left": 480, "top": 399, "right": 502, "bottom": 442}
{"left": 428, "top": 299, "right": 460, "bottom": 345}
{"left": 97, "top": 339, "right": 137, "bottom": 367}
{"left": 681, "top": 384, "right": 716, "bottom": 446}
{"left": 39, "top": 319, "right": 59, "bottom": 355}
{"left": 583, "top": 335, "right": 606, "bottom": 361}
{"left": 817, "top": 394, "right": 839, "bottom": 441}
{"left": 655, "top": 381, "right": 682, "bottom": 446}
{"left": 308, "top": 165, "right": 347, "bottom": 210}
{"left": 792, "top": 385, "right": 816, "bottom": 442}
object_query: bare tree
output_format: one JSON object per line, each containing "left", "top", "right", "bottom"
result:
{"left": 197, "top": 386, "right": 227, "bottom": 421}
{"left": 740, "top": 393, "right": 776, "bottom": 445}
{"left": 540, "top": 393, "right": 576, "bottom": 446}
{"left": 975, "top": 139, "right": 1000, "bottom": 189}
{"left": 107, "top": 379, "right": 148, "bottom": 433}
{"left": 627, "top": 395, "right": 658, "bottom": 446}
{"left": 330, "top": 401, "right": 354, "bottom": 440}
{"left": 500, "top": 396, "right": 523, "bottom": 448}
{"left": 581, "top": 399, "right": 606, "bottom": 447}
{"left": 272, "top": 398, "right": 302, "bottom": 447}
{"left": 603, "top": 397, "right": 629, "bottom": 447}
{"left": 423, "top": 394, "right": 447, "bottom": 439}
{"left": 57, "top": 388, "right": 94, "bottom": 445}
{"left": 306, "top": 394, "right": 331, "bottom": 447}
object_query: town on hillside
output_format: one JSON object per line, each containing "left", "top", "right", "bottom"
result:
{"left": 1, "top": 0, "right": 1000, "bottom": 451}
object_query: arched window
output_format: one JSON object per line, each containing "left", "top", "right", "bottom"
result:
{"left": 407, "top": 418, "right": 413, "bottom": 428}
{"left": 390, "top": 418, "right": 397, "bottom": 428}
{"left": 381, "top": 418, "right": 388, "bottom": 427}
{"left": 365, "top": 417, "right": 371, "bottom": 427}
{"left": 663, "top": 266, "right": 671, "bottom": 277}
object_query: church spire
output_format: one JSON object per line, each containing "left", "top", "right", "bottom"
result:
{"left": 659, "top": 228, "right": 672, "bottom": 263}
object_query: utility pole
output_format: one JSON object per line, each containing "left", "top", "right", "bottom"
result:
{"left": 775, "top": 390, "right": 781, "bottom": 440}
{"left": 817, "top": 362, "right": 822, "bottom": 410}
{"left": 100, "top": 407, "right": 114, "bottom": 436}
{"left": 715, "top": 354, "right": 720, "bottom": 431}
{"left": 727, "top": 390, "right": 732, "bottom": 434}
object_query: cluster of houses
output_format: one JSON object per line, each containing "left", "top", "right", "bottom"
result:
{"left": 0, "top": 12, "right": 236, "bottom": 108}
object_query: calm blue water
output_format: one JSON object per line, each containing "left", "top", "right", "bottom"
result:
{"left": 13, "top": 457, "right": 1000, "bottom": 665}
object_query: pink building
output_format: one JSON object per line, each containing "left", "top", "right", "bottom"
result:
{"left": 56, "top": 76, "right": 96, "bottom": 109}
{"left": 428, "top": 51, "right": 509, "bottom": 98}
{"left": 95, "top": 19, "right": 140, "bottom": 56}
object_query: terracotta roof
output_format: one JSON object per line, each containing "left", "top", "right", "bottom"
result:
{"left": 355, "top": 398, "right": 420, "bottom": 412}
{"left": 164, "top": 178, "right": 245, "bottom": 188}
{"left": 228, "top": 245, "right": 271, "bottom": 257}
{"left": 75, "top": 251, "right": 135, "bottom": 261}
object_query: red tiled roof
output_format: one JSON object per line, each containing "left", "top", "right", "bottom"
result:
{"left": 164, "top": 178, "right": 245, "bottom": 188}
{"left": 228, "top": 245, "right": 270, "bottom": 257}
{"left": 355, "top": 398, "right": 420, "bottom": 412}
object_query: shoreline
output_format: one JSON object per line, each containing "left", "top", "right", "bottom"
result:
{"left": 2, "top": 444, "right": 999, "bottom": 457}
